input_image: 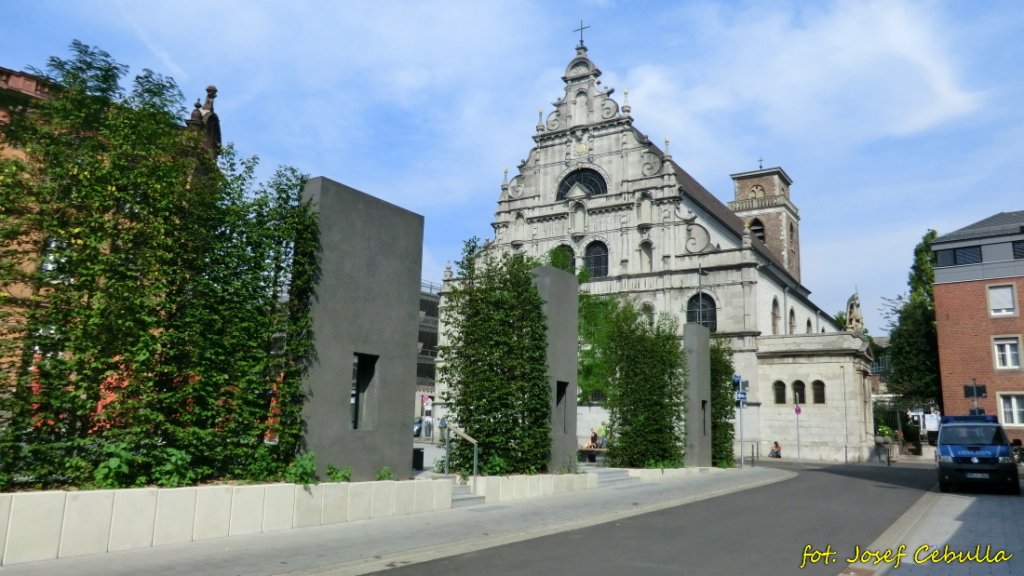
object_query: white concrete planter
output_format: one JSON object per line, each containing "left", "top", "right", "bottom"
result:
{"left": 0, "top": 479, "right": 452, "bottom": 567}
{"left": 471, "top": 472, "right": 597, "bottom": 503}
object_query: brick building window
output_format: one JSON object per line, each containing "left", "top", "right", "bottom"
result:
{"left": 935, "top": 245, "right": 982, "bottom": 267}
{"left": 1002, "top": 394, "right": 1024, "bottom": 425}
{"left": 994, "top": 337, "right": 1021, "bottom": 369}
{"left": 988, "top": 285, "right": 1016, "bottom": 316}
{"left": 750, "top": 218, "right": 765, "bottom": 243}
{"left": 1014, "top": 241, "right": 1024, "bottom": 260}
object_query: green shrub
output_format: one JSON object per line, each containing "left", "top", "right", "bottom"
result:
{"left": 481, "top": 454, "right": 510, "bottom": 476}
{"left": 603, "top": 300, "right": 687, "bottom": 468}
{"left": 326, "top": 464, "right": 352, "bottom": 482}
{"left": 439, "top": 239, "right": 551, "bottom": 475}
{"left": 374, "top": 466, "right": 395, "bottom": 481}
{"left": 284, "top": 452, "right": 318, "bottom": 485}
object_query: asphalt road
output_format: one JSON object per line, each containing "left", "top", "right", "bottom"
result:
{"left": 373, "top": 462, "right": 937, "bottom": 576}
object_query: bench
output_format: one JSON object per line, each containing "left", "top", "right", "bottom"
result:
{"left": 578, "top": 448, "right": 607, "bottom": 463}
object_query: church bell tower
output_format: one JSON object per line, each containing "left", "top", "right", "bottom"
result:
{"left": 728, "top": 167, "right": 801, "bottom": 281}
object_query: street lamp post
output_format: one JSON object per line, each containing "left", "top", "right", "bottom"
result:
{"left": 842, "top": 365, "right": 849, "bottom": 464}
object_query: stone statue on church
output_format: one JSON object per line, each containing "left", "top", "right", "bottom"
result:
{"left": 845, "top": 293, "right": 865, "bottom": 333}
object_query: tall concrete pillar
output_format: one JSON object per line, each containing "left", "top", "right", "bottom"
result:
{"left": 684, "top": 323, "right": 712, "bottom": 467}
{"left": 532, "top": 266, "right": 579, "bottom": 472}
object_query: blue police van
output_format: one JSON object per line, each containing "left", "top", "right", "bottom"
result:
{"left": 936, "top": 415, "right": 1020, "bottom": 495}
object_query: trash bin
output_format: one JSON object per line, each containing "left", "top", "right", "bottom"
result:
{"left": 412, "top": 447, "right": 425, "bottom": 471}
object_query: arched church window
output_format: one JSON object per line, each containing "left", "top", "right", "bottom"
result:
{"left": 584, "top": 241, "right": 608, "bottom": 278}
{"left": 812, "top": 380, "right": 826, "bottom": 404}
{"left": 789, "top": 308, "right": 796, "bottom": 334}
{"left": 557, "top": 168, "right": 607, "bottom": 200}
{"left": 749, "top": 218, "right": 765, "bottom": 243}
{"left": 792, "top": 380, "right": 806, "bottom": 404}
{"left": 806, "top": 319, "right": 813, "bottom": 333}
{"left": 686, "top": 293, "right": 717, "bottom": 332}
{"left": 639, "top": 241, "right": 653, "bottom": 273}
{"left": 789, "top": 222, "right": 797, "bottom": 254}
{"left": 773, "top": 381, "right": 786, "bottom": 404}
{"left": 771, "top": 298, "right": 780, "bottom": 335}
{"left": 549, "top": 245, "right": 575, "bottom": 274}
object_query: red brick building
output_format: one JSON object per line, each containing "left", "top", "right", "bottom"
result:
{"left": 933, "top": 211, "right": 1024, "bottom": 441}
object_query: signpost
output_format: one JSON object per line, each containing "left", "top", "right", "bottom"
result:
{"left": 964, "top": 379, "right": 987, "bottom": 415}
{"left": 795, "top": 404, "right": 801, "bottom": 461}
{"left": 733, "top": 375, "right": 744, "bottom": 468}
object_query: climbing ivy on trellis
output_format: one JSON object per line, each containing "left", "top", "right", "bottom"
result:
{"left": 439, "top": 239, "right": 551, "bottom": 475}
{"left": 0, "top": 41, "right": 319, "bottom": 490}
{"left": 601, "top": 300, "right": 688, "bottom": 468}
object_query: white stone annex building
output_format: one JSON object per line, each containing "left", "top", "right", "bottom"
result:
{"left": 479, "top": 39, "right": 875, "bottom": 462}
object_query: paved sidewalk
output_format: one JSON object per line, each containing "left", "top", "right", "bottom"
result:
{"left": 841, "top": 465, "right": 1024, "bottom": 576}
{"left": 0, "top": 467, "right": 792, "bottom": 576}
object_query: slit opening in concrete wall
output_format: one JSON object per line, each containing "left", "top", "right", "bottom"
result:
{"left": 351, "top": 353, "right": 379, "bottom": 430}
{"left": 556, "top": 381, "right": 569, "bottom": 434}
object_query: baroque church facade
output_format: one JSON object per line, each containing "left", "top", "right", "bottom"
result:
{"left": 476, "top": 41, "right": 874, "bottom": 462}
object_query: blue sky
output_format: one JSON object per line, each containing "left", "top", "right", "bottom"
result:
{"left": 4, "top": 0, "right": 1024, "bottom": 335}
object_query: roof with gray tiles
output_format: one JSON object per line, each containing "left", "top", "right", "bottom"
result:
{"left": 934, "top": 211, "right": 1024, "bottom": 244}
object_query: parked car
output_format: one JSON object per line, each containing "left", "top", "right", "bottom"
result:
{"left": 413, "top": 417, "right": 423, "bottom": 437}
{"left": 936, "top": 415, "right": 1020, "bottom": 495}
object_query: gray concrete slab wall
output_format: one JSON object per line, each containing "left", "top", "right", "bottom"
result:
{"left": 684, "top": 323, "right": 712, "bottom": 467}
{"left": 302, "top": 177, "right": 423, "bottom": 481}
{"left": 532, "top": 266, "right": 579, "bottom": 472}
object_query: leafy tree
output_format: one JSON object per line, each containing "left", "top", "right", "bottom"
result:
{"left": 543, "top": 246, "right": 610, "bottom": 403}
{"left": 440, "top": 239, "right": 551, "bottom": 474}
{"left": 709, "top": 339, "right": 736, "bottom": 468}
{"left": 603, "top": 300, "right": 687, "bottom": 468}
{"left": 885, "top": 230, "right": 939, "bottom": 405}
{"left": 0, "top": 41, "right": 318, "bottom": 489}
{"left": 547, "top": 245, "right": 575, "bottom": 274}
{"left": 577, "top": 291, "right": 616, "bottom": 403}
{"left": 833, "top": 311, "right": 847, "bottom": 330}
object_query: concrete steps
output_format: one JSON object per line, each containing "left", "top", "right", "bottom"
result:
{"left": 451, "top": 483, "right": 486, "bottom": 508}
{"left": 578, "top": 464, "right": 642, "bottom": 489}
{"left": 419, "top": 474, "right": 486, "bottom": 508}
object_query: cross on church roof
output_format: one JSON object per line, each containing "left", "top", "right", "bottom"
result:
{"left": 574, "top": 20, "right": 590, "bottom": 47}
{"left": 758, "top": 157, "right": 764, "bottom": 169}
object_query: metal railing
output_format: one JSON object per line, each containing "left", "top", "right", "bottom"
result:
{"left": 736, "top": 440, "right": 760, "bottom": 467}
{"left": 443, "top": 424, "right": 479, "bottom": 493}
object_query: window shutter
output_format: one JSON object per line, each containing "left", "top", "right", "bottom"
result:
{"left": 990, "top": 285, "right": 1014, "bottom": 314}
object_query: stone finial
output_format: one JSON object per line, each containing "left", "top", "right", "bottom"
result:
{"left": 663, "top": 136, "right": 672, "bottom": 160}
{"left": 186, "top": 99, "right": 203, "bottom": 129}
{"left": 536, "top": 108, "right": 545, "bottom": 132}
{"left": 203, "top": 85, "right": 218, "bottom": 112}
{"left": 622, "top": 88, "right": 631, "bottom": 114}
{"left": 443, "top": 262, "right": 453, "bottom": 280}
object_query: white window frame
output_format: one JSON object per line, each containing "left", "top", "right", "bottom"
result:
{"left": 988, "top": 284, "right": 1017, "bottom": 317}
{"left": 1000, "top": 393, "right": 1024, "bottom": 426}
{"left": 993, "top": 336, "right": 1022, "bottom": 370}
